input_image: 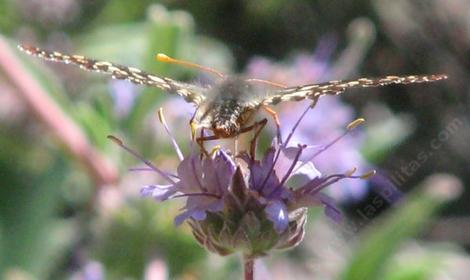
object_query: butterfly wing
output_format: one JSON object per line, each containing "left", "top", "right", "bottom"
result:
{"left": 261, "top": 74, "right": 447, "bottom": 105}
{"left": 18, "top": 45, "right": 206, "bottom": 105}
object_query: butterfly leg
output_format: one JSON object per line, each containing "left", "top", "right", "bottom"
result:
{"left": 189, "top": 114, "right": 198, "bottom": 141}
{"left": 189, "top": 115, "right": 211, "bottom": 155}
{"left": 196, "top": 128, "right": 216, "bottom": 156}
{"left": 195, "top": 119, "right": 267, "bottom": 157}
{"left": 262, "top": 106, "right": 282, "bottom": 143}
{"left": 235, "top": 118, "right": 268, "bottom": 158}
{"left": 251, "top": 118, "right": 267, "bottom": 157}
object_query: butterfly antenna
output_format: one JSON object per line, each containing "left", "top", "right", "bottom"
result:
{"left": 156, "top": 53, "right": 225, "bottom": 78}
{"left": 246, "top": 78, "right": 287, "bottom": 88}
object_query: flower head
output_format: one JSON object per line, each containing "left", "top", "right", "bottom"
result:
{"left": 110, "top": 104, "right": 373, "bottom": 258}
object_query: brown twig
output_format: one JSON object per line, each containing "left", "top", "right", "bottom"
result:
{"left": 0, "top": 36, "right": 117, "bottom": 187}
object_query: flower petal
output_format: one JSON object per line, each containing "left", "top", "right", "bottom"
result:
{"left": 174, "top": 209, "right": 207, "bottom": 226}
{"left": 213, "top": 150, "right": 237, "bottom": 185}
{"left": 274, "top": 146, "right": 300, "bottom": 179}
{"left": 201, "top": 150, "right": 236, "bottom": 194}
{"left": 140, "top": 184, "right": 177, "bottom": 201}
{"left": 318, "top": 193, "right": 343, "bottom": 223}
{"left": 292, "top": 161, "right": 321, "bottom": 179}
{"left": 185, "top": 196, "right": 224, "bottom": 214}
{"left": 176, "top": 154, "right": 204, "bottom": 192}
{"left": 174, "top": 199, "right": 224, "bottom": 226}
{"left": 244, "top": 148, "right": 281, "bottom": 193}
{"left": 201, "top": 157, "right": 218, "bottom": 192}
{"left": 265, "top": 200, "right": 289, "bottom": 233}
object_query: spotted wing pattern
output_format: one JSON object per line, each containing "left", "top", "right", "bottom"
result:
{"left": 18, "top": 45, "right": 206, "bottom": 105}
{"left": 262, "top": 74, "right": 448, "bottom": 106}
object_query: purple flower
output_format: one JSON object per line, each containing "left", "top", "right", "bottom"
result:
{"left": 72, "top": 261, "right": 104, "bottom": 280}
{"left": 279, "top": 98, "right": 369, "bottom": 201}
{"left": 231, "top": 105, "right": 372, "bottom": 232}
{"left": 141, "top": 149, "right": 235, "bottom": 226}
{"left": 109, "top": 80, "right": 137, "bottom": 118}
{"left": 110, "top": 104, "right": 373, "bottom": 257}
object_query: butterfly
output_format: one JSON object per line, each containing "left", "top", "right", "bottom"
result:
{"left": 18, "top": 44, "right": 447, "bottom": 143}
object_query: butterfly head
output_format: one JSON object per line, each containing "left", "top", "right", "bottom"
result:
{"left": 212, "top": 120, "right": 240, "bottom": 138}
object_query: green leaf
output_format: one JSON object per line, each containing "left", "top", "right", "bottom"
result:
{"left": 94, "top": 200, "right": 205, "bottom": 279}
{"left": 74, "top": 102, "right": 113, "bottom": 149}
{"left": 125, "top": 6, "right": 196, "bottom": 135}
{"left": 383, "top": 255, "right": 441, "bottom": 280}
{"left": 89, "top": 0, "right": 154, "bottom": 27}
{"left": 339, "top": 174, "right": 462, "bottom": 280}
{"left": 76, "top": 22, "right": 148, "bottom": 65}
{"left": 0, "top": 148, "right": 75, "bottom": 278}
{"left": 0, "top": 0, "right": 19, "bottom": 33}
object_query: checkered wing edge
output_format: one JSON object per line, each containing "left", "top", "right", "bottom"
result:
{"left": 262, "top": 74, "right": 448, "bottom": 105}
{"left": 18, "top": 45, "right": 206, "bottom": 105}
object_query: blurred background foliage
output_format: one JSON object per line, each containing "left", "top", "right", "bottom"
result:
{"left": 0, "top": 0, "right": 469, "bottom": 279}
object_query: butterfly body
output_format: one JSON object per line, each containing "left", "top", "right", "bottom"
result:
{"left": 194, "top": 76, "right": 260, "bottom": 138}
{"left": 18, "top": 44, "right": 447, "bottom": 140}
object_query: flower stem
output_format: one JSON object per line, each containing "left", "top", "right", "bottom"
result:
{"left": 243, "top": 257, "right": 254, "bottom": 280}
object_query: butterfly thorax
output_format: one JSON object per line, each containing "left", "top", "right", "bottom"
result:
{"left": 195, "top": 77, "right": 259, "bottom": 138}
